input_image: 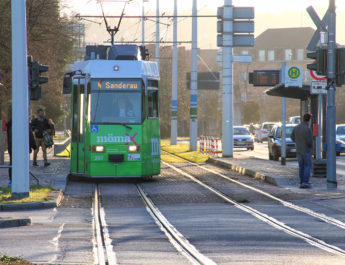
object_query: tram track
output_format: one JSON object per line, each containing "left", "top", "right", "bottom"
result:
{"left": 93, "top": 185, "right": 117, "bottom": 265}
{"left": 161, "top": 150, "right": 345, "bottom": 258}
{"left": 136, "top": 184, "right": 216, "bottom": 265}
{"left": 93, "top": 183, "right": 216, "bottom": 265}
{"left": 162, "top": 150, "right": 345, "bottom": 231}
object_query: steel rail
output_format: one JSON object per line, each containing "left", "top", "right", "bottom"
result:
{"left": 136, "top": 184, "right": 217, "bottom": 265}
{"left": 93, "top": 185, "right": 107, "bottom": 265}
{"left": 161, "top": 150, "right": 345, "bottom": 231}
{"left": 162, "top": 158, "right": 345, "bottom": 258}
{"left": 93, "top": 185, "right": 117, "bottom": 265}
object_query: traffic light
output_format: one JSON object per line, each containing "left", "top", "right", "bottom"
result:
{"left": 336, "top": 48, "right": 345, "bottom": 86}
{"left": 307, "top": 48, "right": 327, "bottom": 76}
{"left": 216, "top": 6, "right": 223, "bottom": 47}
{"left": 29, "top": 60, "right": 49, "bottom": 100}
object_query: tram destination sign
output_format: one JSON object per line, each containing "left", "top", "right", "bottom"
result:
{"left": 94, "top": 79, "right": 141, "bottom": 90}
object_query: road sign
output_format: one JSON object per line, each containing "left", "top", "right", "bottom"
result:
{"left": 284, "top": 66, "right": 303, "bottom": 87}
{"left": 233, "top": 34, "right": 254, "bottom": 47}
{"left": 233, "top": 54, "right": 252, "bottom": 63}
{"left": 310, "top": 80, "right": 327, "bottom": 94}
{"left": 233, "top": 7, "right": 254, "bottom": 19}
{"left": 306, "top": 6, "right": 329, "bottom": 51}
{"left": 233, "top": 21, "right": 254, "bottom": 33}
{"left": 186, "top": 72, "right": 220, "bottom": 90}
{"left": 310, "top": 69, "right": 326, "bottom": 81}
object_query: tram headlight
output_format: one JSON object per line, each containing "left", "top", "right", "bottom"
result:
{"left": 92, "top": 145, "right": 105, "bottom": 153}
{"left": 128, "top": 145, "right": 140, "bottom": 152}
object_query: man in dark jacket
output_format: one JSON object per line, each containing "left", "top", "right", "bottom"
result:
{"left": 291, "top": 113, "right": 313, "bottom": 188}
{"left": 31, "top": 109, "right": 51, "bottom": 167}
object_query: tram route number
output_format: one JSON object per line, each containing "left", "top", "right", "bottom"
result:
{"left": 151, "top": 138, "right": 160, "bottom": 156}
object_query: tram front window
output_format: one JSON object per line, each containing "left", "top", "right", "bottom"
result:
{"left": 91, "top": 79, "right": 142, "bottom": 124}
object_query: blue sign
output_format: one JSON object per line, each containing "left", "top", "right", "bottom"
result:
{"left": 91, "top": 125, "right": 99, "bottom": 133}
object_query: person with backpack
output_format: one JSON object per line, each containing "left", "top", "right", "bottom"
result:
{"left": 31, "top": 109, "right": 51, "bottom": 167}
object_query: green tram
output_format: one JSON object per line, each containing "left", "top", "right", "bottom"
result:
{"left": 67, "top": 45, "right": 160, "bottom": 178}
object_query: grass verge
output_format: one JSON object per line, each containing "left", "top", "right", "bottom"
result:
{"left": 0, "top": 255, "right": 31, "bottom": 264}
{"left": 161, "top": 141, "right": 209, "bottom": 163}
{"left": 0, "top": 185, "right": 53, "bottom": 204}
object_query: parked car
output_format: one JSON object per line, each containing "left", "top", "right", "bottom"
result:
{"left": 288, "top": 116, "right": 301, "bottom": 124}
{"left": 336, "top": 124, "right": 345, "bottom": 141}
{"left": 234, "top": 126, "right": 254, "bottom": 150}
{"left": 318, "top": 124, "right": 345, "bottom": 156}
{"left": 323, "top": 140, "right": 345, "bottom": 156}
{"left": 268, "top": 124, "right": 297, "bottom": 161}
{"left": 255, "top": 122, "right": 277, "bottom": 143}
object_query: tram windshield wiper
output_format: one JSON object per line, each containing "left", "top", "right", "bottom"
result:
{"left": 121, "top": 123, "right": 132, "bottom": 130}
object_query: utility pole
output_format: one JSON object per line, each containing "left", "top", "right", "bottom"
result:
{"left": 155, "top": 0, "right": 160, "bottom": 69}
{"left": 141, "top": 0, "right": 145, "bottom": 47}
{"left": 11, "top": 0, "right": 29, "bottom": 197}
{"left": 189, "top": 0, "right": 198, "bottom": 151}
{"left": 222, "top": 0, "right": 233, "bottom": 157}
{"left": 171, "top": 0, "right": 178, "bottom": 145}
{"left": 326, "top": 0, "right": 337, "bottom": 189}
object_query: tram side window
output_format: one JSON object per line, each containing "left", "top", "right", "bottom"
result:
{"left": 148, "top": 89, "right": 159, "bottom": 118}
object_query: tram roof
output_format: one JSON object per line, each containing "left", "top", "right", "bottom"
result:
{"left": 73, "top": 60, "right": 159, "bottom": 80}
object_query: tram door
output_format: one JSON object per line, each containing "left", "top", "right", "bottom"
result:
{"left": 71, "top": 77, "right": 88, "bottom": 173}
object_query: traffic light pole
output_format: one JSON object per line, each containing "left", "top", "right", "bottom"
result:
{"left": 171, "top": 0, "right": 178, "bottom": 145}
{"left": 11, "top": 0, "right": 30, "bottom": 197}
{"left": 155, "top": 0, "right": 160, "bottom": 70}
{"left": 189, "top": 0, "right": 198, "bottom": 151}
{"left": 222, "top": 0, "right": 233, "bottom": 157}
{"left": 326, "top": 0, "right": 337, "bottom": 189}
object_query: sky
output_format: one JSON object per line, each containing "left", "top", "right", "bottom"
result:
{"left": 61, "top": 0, "right": 345, "bottom": 48}
{"left": 63, "top": 0, "right": 343, "bottom": 14}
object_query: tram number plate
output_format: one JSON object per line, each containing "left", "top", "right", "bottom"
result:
{"left": 109, "top": 154, "right": 124, "bottom": 162}
{"left": 128, "top": 154, "right": 141, "bottom": 161}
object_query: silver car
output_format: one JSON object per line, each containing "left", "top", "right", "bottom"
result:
{"left": 234, "top": 126, "right": 254, "bottom": 150}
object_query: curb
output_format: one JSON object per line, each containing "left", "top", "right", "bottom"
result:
{"left": 0, "top": 217, "right": 31, "bottom": 228}
{"left": 208, "top": 157, "right": 279, "bottom": 186}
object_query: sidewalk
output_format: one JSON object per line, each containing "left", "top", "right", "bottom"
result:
{"left": 0, "top": 146, "right": 69, "bottom": 189}
{"left": 0, "top": 143, "right": 69, "bottom": 227}
{"left": 208, "top": 154, "right": 345, "bottom": 193}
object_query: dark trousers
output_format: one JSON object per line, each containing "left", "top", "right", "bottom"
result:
{"left": 297, "top": 152, "right": 312, "bottom": 184}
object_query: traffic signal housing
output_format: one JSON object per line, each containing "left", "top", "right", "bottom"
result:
{"left": 307, "top": 48, "right": 327, "bottom": 76}
{"left": 29, "top": 60, "right": 48, "bottom": 100}
{"left": 336, "top": 48, "right": 345, "bottom": 86}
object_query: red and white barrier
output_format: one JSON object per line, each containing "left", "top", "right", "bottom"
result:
{"left": 200, "top": 136, "right": 205, "bottom": 153}
{"left": 200, "top": 136, "right": 220, "bottom": 157}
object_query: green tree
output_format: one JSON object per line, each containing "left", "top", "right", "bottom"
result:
{"left": 0, "top": 0, "right": 74, "bottom": 126}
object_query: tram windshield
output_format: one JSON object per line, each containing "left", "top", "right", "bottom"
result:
{"left": 91, "top": 79, "right": 142, "bottom": 124}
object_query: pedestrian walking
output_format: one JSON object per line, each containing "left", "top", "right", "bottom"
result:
{"left": 291, "top": 113, "right": 313, "bottom": 189}
{"left": 31, "top": 109, "right": 51, "bottom": 167}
